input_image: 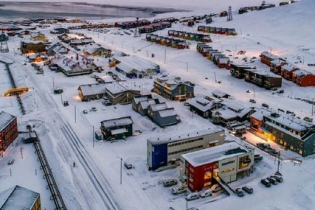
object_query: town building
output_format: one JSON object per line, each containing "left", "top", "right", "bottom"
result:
{"left": 243, "top": 69, "right": 282, "bottom": 89}
{"left": 110, "top": 56, "right": 160, "bottom": 78}
{"left": 292, "top": 69, "right": 315, "bottom": 87}
{"left": 20, "top": 41, "right": 49, "bottom": 54}
{"left": 250, "top": 109, "right": 315, "bottom": 156}
{"left": 105, "top": 82, "right": 141, "bottom": 105}
{"left": 100, "top": 116, "right": 133, "bottom": 140}
{"left": 78, "top": 83, "right": 111, "bottom": 101}
{"left": 0, "top": 185, "right": 41, "bottom": 210}
{"left": 153, "top": 77, "right": 194, "bottom": 101}
{"left": 212, "top": 90, "right": 231, "bottom": 99}
{"left": 0, "top": 111, "right": 18, "bottom": 153}
{"left": 50, "top": 53, "right": 93, "bottom": 76}
{"left": 50, "top": 27, "right": 69, "bottom": 34}
{"left": 132, "top": 95, "right": 160, "bottom": 116}
{"left": 260, "top": 51, "right": 279, "bottom": 66}
{"left": 147, "top": 128, "right": 225, "bottom": 170}
{"left": 270, "top": 59, "right": 286, "bottom": 75}
{"left": 230, "top": 64, "right": 256, "bottom": 79}
{"left": 281, "top": 63, "right": 299, "bottom": 80}
{"left": 180, "top": 141, "right": 254, "bottom": 191}
{"left": 83, "top": 45, "right": 112, "bottom": 58}
{"left": 30, "top": 32, "right": 49, "bottom": 43}
{"left": 46, "top": 42, "right": 68, "bottom": 56}
{"left": 188, "top": 95, "right": 221, "bottom": 118}
{"left": 147, "top": 103, "right": 180, "bottom": 127}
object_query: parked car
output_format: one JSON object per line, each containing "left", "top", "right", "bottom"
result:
{"left": 210, "top": 184, "right": 221, "bottom": 193}
{"left": 102, "top": 101, "right": 113, "bottom": 106}
{"left": 254, "top": 154, "right": 263, "bottom": 162}
{"left": 199, "top": 189, "right": 212, "bottom": 198}
{"left": 185, "top": 192, "right": 200, "bottom": 201}
{"left": 261, "top": 179, "right": 271, "bottom": 187}
{"left": 53, "top": 88, "right": 63, "bottom": 94}
{"left": 183, "top": 102, "right": 190, "bottom": 106}
{"left": 91, "top": 107, "right": 97, "bottom": 112}
{"left": 262, "top": 103, "right": 269, "bottom": 108}
{"left": 7, "top": 159, "right": 15, "bottom": 165}
{"left": 270, "top": 175, "right": 283, "bottom": 183}
{"left": 242, "top": 186, "right": 253, "bottom": 194}
{"left": 303, "top": 117, "right": 313, "bottom": 123}
{"left": 235, "top": 188, "right": 244, "bottom": 197}
{"left": 124, "top": 162, "right": 132, "bottom": 169}
{"left": 163, "top": 179, "right": 178, "bottom": 187}
{"left": 171, "top": 185, "right": 187, "bottom": 195}
{"left": 278, "top": 108, "right": 285, "bottom": 112}
{"left": 249, "top": 99, "right": 256, "bottom": 103}
{"left": 277, "top": 89, "right": 284, "bottom": 94}
{"left": 63, "top": 101, "right": 69, "bottom": 107}
{"left": 83, "top": 110, "right": 88, "bottom": 114}
{"left": 267, "top": 177, "right": 278, "bottom": 185}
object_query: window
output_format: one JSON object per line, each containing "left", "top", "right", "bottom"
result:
{"left": 204, "top": 171, "right": 212, "bottom": 180}
{"left": 239, "top": 156, "right": 251, "bottom": 169}
{"left": 221, "top": 167, "right": 234, "bottom": 174}
{"left": 204, "top": 182, "right": 211, "bottom": 187}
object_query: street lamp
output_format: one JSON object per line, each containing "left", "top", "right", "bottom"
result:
{"left": 50, "top": 76, "right": 55, "bottom": 88}
{"left": 117, "top": 157, "right": 123, "bottom": 184}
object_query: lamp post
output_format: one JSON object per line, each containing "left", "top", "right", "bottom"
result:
{"left": 50, "top": 76, "right": 55, "bottom": 88}
{"left": 74, "top": 105, "right": 76, "bottom": 123}
{"left": 117, "top": 157, "right": 123, "bottom": 184}
{"left": 92, "top": 125, "right": 95, "bottom": 147}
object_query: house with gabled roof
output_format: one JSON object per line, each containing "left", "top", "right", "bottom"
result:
{"left": 105, "top": 82, "right": 141, "bottom": 105}
{"left": 292, "top": 69, "right": 315, "bottom": 87}
{"left": 147, "top": 102, "right": 180, "bottom": 127}
{"left": 188, "top": 95, "right": 221, "bottom": 118}
{"left": 281, "top": 63, "right": 299, "bottom": 80}
{"left": 100, "top": 116, "right": 133, "bottom": 140}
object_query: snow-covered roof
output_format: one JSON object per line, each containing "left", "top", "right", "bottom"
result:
{"left": 78, "top": 83, "right": 107, "bottom": 96}
{"left": 149, "top": 102, "right": 168, "bottom": 112}
{"left": 0, "top": 186, "right": 40, "bottom": 210}
{"left": 101, "top": 116, "right": 133, "bottom": 128}
{"left": 182, "top": 142, "right": 250, "bottom": 167}
{"left": 140, "top": 99, "right": 157, "bottom": 110}
{"left": 113, "top": 56, "right": 159, "bottom": 72}
{"left": 158, "top": 108, "right": 178, "bottom": 117}
{"left": 218, "top": 57, "right": 230, "bottom": 64}
{"left": 188, "top": 96, "right": 220, "bottom": 112}
{"left": 0, "top": 111, "right": 15, "bottom": 132}
{"left": 111, "top": 128, "right": 127, "bottom": 135}
{"left": 270, "top": 59, "right": 286, "bottom": 66}
{"left": 221, "top": 99, "right": 244, "bottom": 113}
{"left": 293, "top": 69, "right": 312, "bottom": 77}
{"left": 52, "top": 53, "right": 92, "bottom": 72}
{"left": 133, "top": 95, "right": 151, "bottom": 105}
{"left": 215, "top": 108, "right": 237, "bottom": 120}
{"left": 250, "top": 108, "right": 271, "bottom": 121}
{"left": 261, "top": 51, "right": 278, "bottom": 60}
{"left": 282, "top": 63, "right": 298, "bottom": 71}
{"left": 255, "top": 71, "right": 282, "bottom": 78}
{"left": 155, "top": 76, "right": 194, "bottom": 90}
{"left": 212, "top": 90, "right": 229, "bottom": 98}
{"left": 148, "top": 127, "right": 224, "bottom": 145}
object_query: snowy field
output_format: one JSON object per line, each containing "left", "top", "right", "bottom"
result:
{"left": 1, "top": 0, "right": 315, "bottom": 210}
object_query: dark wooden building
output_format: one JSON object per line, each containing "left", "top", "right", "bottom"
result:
{"left": 100, "top": 116, "right": 133, "bottom": 140}
{"left": 0, "top": 111, "right": 18, "bottom": 153}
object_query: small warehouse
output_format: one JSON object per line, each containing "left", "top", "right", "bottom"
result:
{"left": 100, "top": 116, "right": 133, "bottom": 140}
{"left": 105, "top": 82, "right": 141, "bottom": 105}
{"left": 78, "top": 83, "right": 110, "bottom": 101}
{"left": 147, "top": 128, "right": 225, "bottom": 171}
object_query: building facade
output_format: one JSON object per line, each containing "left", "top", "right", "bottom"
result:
{"left": 100, "top": 116, "right": 133, "bottom": 140}
{"left": 153, "top": 77, "right": 194, "bottom": 101}
{"left": 0, "top": 111, "right": 18, "bottom": 153}
{"left": 147, "top": 128, "right": 225, "bottom": 170}
{"left": 250, "top": 110, "right": 315, "bottom": 156}
{"left": 180, "top": 142, "right": 254, "bottom": 192}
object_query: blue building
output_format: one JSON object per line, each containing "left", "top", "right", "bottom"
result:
{"left": 147, "top": 128, "right": 225, "bottom": 171}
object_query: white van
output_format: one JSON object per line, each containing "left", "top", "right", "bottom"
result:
{"left": 171, "top": 185, "right": 187, "bottom": 195}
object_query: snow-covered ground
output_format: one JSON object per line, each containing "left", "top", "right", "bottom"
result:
{"left": 1, "top": 0, "right": 315, "bottom": 210}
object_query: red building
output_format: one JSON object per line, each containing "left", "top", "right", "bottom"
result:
{"left": 292, "top": 70, "right": 315, "bottom": 87}
{"left": 281, "top": 64, "right": 299, "bottom": 80}
{"left": 0, "top": 111, "right": 18, "bottom": 152}
{"left": 260, "top": 51, "right": 279, "bottom": 66}
{"left": 270, "top": 59, "right": 286, "bottom": 75}
{"left": 180, "top": 142, "right": 254, "bottom": 192}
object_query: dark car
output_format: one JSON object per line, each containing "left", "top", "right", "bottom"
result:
{"left": 270, "top": 175, "right": 283, "bottom": 183}
{"left": 254, "top": 154, "right": 263, "bottom": 162}
{"left": 262, "top": 103, "right": 269, "bottom": 108}
{"left": 267, "top": 177, "right": 278, "bottom": 185}
{"left": 261, "top": 179, "right": 271, "bottom": 187}
{"left": 278, "top": 108, "right": 285, "bottom": 112}
{"left": 235, "top": 188, "right": 244, "bottom": 197}
{"left": 242, "top": 186, "right": 253, "bottom": 194}
{"left": 54, "top": 88, "right": 63, "bottom": 94}
{"left": 124, "top": 162, "right": 132, "bottom": 169}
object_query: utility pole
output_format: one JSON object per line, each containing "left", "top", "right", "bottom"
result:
{"left": 92, "top": 125, "right": 95, "bottom": 147}
{"left": 277, "top": 151, "right": 281, "bottom": 174}
{"left": 20, "top": 147, "right": 23, "bottom": 159}
{"left": 120, "top": 157, "right": 123, "bottom": 184}
{"left": 227, "top": 6, "right": 233, "bottom": 21}
{"left": 254, "top": 87, "right": 256, "bottom": 98}
{"left": 61, "top": 93, "right": 63, "bottom": 104}
{"left": 164, "top": 48, "right": 166, "bottom": 64}
{"left": 186, "top": 62, "right": 188, "bottom": 72}
{"left": 74, "top": 105, "right": 76, "bottom": 123}
{"left": 214, "top": 72, "right": 217, "bottom": 83}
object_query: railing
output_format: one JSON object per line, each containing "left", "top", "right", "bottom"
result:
{"left": 33, "top": 131, "right": 68, "bottom": 210}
